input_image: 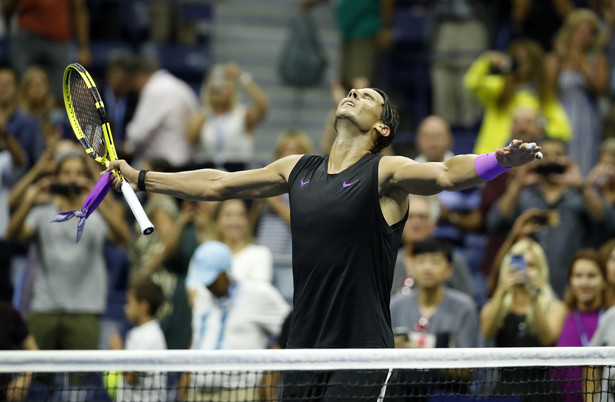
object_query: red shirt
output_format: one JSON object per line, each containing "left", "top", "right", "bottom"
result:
{"left": 19, "top": 0, "right": 72, "bottom": 42}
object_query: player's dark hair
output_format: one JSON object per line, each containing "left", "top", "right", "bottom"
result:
{"left": 130, "top": 277, "right": 165, "bottom": 317}
{"left": 413, "top": 237, "right": 453, "bottom": 263}
{"left": 371, "top": 88, "right": 399, "bottom": 154}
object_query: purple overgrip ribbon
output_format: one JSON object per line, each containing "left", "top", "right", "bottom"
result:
{"left": 51, "top": 172, "right": 112, "bottom": 243}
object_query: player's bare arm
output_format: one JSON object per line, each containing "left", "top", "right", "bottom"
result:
{"left": 106, "top": 154, "right": 303, "bottom": 201}
{"left": 379, "top": 140, "right": 542, "bottom": 223}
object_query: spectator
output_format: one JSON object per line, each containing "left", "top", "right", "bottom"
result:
{"left": 587, "top": 305, "right": 615, "bottom": 398}
{"left": 0, "top": 302, "right": 38, "bottom": 402}
{"left": 481, "top": 238, "right": 566, "bottom": 399}
{"left": 391, "top": 195, "right": 474, "bottom": 299}
{"left": 487, "top": 138, "right": 612, "bottom": 296}
{"left": 546, "top": 8, "right": 608, "bottom": 176}
{"left": 413, "top": 115, "right": 454, "bottom": 163}
{"left": 102, "top": 53, "right": 139, "bottom": 153}
{"left": 599, "top": 239, "right": 615, "bottom": 308}
{"left": 124, "top": 55, "right": 199, "bottom": 169}
{"left": 0, "top": 66, "right": 43, "bottom": 169}
{"left": 182, "top": 241, "right": 289, "bottom": 401}
{"left": 108, "top": 277, "right": 167, "bottom": 402}
{"left": 554, "top": 249, "right": 608, "bottom": 401}
{"left": 0, "top": 123, "right": 26, "bottom": 302}
{"left": 479, "top": 106, "right": 546, "bottom": 278}
{"left": 429, "top": 0, "right": 489, "bottom": 127}
{"left": 5, "top": 148, "right": 130, "bottom": 357}
{"left": 2, "top": 0, "right": 91, "bottom": 101}
{"left": 465, "top": 39, "right": 571, "bottom": 155}
{"left": 187, "top": 63, "right": 270, "bottom": 172}
{"left": 19, "top": 66, "right": 67, "bottom": 150}
{"left": 301, "top": 0, "right": 394, "bottom": 88}
{"left": 510, "top": 0, "right": 575, "bottom": 51}
{"left": 253, "top": 130, "right": 313, "bottom": 301}
{"left": 391, "top": 237, "right": 478, "bottom": 348}
{"left": 213, "top": 199, "right": 273, "bottom": 284}
{"left": 587, "top": 138, "right": 615, "bottom": 207}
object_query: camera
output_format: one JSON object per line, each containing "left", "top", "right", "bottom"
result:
{"left": 49, "top": 183, "right": 81, "bottom": 196}
{"left": 535, "top": 162, "right": 567, "bottom": 176}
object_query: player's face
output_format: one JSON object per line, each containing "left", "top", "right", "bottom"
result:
{"left": 336, "top": 88, "right": 384, "bottom": 132}
{"left": 569, "top": 259, "right": 604, "bottom": 309}
{"left": 410, "top": 252, "right": 452, "bottom": 290}
{"left": 216, "top": 200, "right": 249, "bottom": 242}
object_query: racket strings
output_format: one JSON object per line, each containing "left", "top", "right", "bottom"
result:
{"left": 69, "top": 71, "right": 106, "bottom": 158}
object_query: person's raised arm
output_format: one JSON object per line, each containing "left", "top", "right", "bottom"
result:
{"left": 383, "top": 140, "right": 541, "bottom": 196}
{"left": 106, "top": 154, "right": 303, "bottom": 202}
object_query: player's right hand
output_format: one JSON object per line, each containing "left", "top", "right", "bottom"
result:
{"left": 105, "top": 159, "right": 138, "bottom": 191}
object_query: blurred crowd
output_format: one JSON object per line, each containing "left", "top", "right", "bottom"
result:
{"left": 2, "top": 0, "right": 615, "bottom": 400}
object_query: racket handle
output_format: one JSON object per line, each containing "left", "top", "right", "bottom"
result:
{"left": 121, "top": 181, "right": 155, "bottom": 235}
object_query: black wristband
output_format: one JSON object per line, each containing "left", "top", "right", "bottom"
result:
{"left": 137, "top": 169, "right": 148, "bottom": 192}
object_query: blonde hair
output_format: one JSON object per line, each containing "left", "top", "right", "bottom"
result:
{"left": 496, "top": 239, "right": 556, "bottom": 332}
{"left": 200, "top": 64, "right": 239, "bottom": 111}
{"left": 273, "top": 130, "right": 314, "bottom": 160}
{"left": 556, "top": 9, "right": 601, "bottom": 54}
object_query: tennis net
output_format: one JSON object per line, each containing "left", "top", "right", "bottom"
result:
{"left": 1, "top": 347, "right": 614, "bottom": 401}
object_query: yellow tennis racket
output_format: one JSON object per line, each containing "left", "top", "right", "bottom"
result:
{"left": 63, "top": 63, "right": 154, "bottom": 235}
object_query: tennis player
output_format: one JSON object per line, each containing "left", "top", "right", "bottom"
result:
{"left": 107, "top": 88, "right": 541, "bottom": 400}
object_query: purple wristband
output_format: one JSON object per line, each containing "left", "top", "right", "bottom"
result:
{"left": 474, "top": 152, "right": 511, "bottom": 181}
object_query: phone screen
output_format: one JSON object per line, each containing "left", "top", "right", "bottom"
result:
{"left": 510, "top": 254, "right": 525, "bottom": 272}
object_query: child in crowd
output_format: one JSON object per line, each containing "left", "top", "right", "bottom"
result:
{"left": 109, "top": 277, "right": 167, "bottom": 401}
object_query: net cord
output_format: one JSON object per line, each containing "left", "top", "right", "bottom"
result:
{"left": 1, "top": 347, "right": 614, "bottom": 373}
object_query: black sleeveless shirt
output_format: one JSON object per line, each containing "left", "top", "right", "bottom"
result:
{"left": 286, "top": 154, "right": 407, "bottom": 348}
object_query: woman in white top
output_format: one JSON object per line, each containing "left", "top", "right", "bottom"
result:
{"left": 214, "top": 199, "right": 273, "bottom": 283}
{"left": 187, "top": 63, "right": 269, "bottom": 172}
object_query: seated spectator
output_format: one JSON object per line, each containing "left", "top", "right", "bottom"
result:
{"left": 391, "top": 237, "right": 478, "bottom": 349}
{"left": 182, "top": 241, "right": 289, "bottom": 401}
{"left": 487, "top": 138, "right": 613, "bottom": 297}
{"left": 187, "top": 63, "right": 269, "bottom": 172}
{"left": 253, "top": 130, "right": 313, "bottom": 301}
{"left": 481, "top": 238, "right": 566, "bottom": 399}
{"left": 108, "top": 277, "right": 167, "bottom": 402}
{"left": 464, "top": 39, "right": 571, "bottom": 155}
{"left": 546, "top": 8, "right": 608, "bottom": 176}
{"left": 0, "top": 302, "right": 38, "bottom": 402}
{"left": 587, "top": 305, "right": 615, "bottom": 398}
{"left": 553, "top": 249, "right": 608, "bottom": 400}
{"left": 391, "top": 195, "right": 474, "bottom": 299}
{"left": 5, "top": 147, "right": 130, "bottom": 359}
{"left": 214, "top": 199, "right": 273, "bottom": 284}
{"left": 124, "top": 55, "right": 200, "bottom": 169}
{"left": 413, "top": 115, "right": 454, "bottom": 163}
{"left": 599, "top": 239, "right": 615, "bottom": 308}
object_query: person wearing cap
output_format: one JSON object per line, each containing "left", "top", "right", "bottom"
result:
{"left": 181, "top": 241, "right": 290, "bottom": 401}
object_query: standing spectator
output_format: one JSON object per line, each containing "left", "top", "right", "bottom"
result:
{"left": 391, "top": 195, "right": 474, "bottom": 299}
{"left": 554, "top": 249, "right": 608, "bottom": 401}
{"left": 511, "top": 0, "right": 575, "bottom": 51}
{"left": 108, "top": 277, "right": 167, "bottom": 402}
{"left": 253, "top": 130, "right": 313, "bottom": 301}
{"left": 391, "top": 237, "right": 478, "bottom": 348}
{"left": 5, "top": 149, "right": 130, "bottom": 356}
{"left": 479, "top": 106, "right": 546, "bottom": 278}
{"left": 102, "top": 54, "right": 139, "bottom": 153}
{"left": 465, "top": 39, "right": 571, "bottom": 155}
{"left": 546, "top": 9, "right": 608, "bottom": 176}
{"left": 481, "top": 238, "right": 566, "bottom": 400}
{"left": 0, "top": 302, "right": 38, "bottom": 402}
{"left": 2, "top": 0, "right": 91, "bottom": 101}
{"left": 429, "top": 0, "right": 489, "bottom": 127}
{"left": 187, "top": 63, "right": 270, "bottom": 172}
{"left": 124, "top": 56, "right": 199, "bottom": 169}
{"left": 599, "top": 239, "right": 615, "bottom": 309}
{"left": 301, "top": 0, "right": 394, "bottom": 88}
{"left": 0, "top": 66, "right": 42, "bottom": 169}
{"left": 487, "top": 138, "right": 612, "bottom": 296}
{"left": 182, "top": 241, "right": 289, "bottom": 401}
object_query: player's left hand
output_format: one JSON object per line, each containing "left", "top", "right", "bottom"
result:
{"left": 495, "top": 139, "right": 543, "bottom": 167}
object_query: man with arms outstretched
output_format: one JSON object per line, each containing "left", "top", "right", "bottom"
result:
{"left": 107, "top": 88, "right": 541, "bottom": 400}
